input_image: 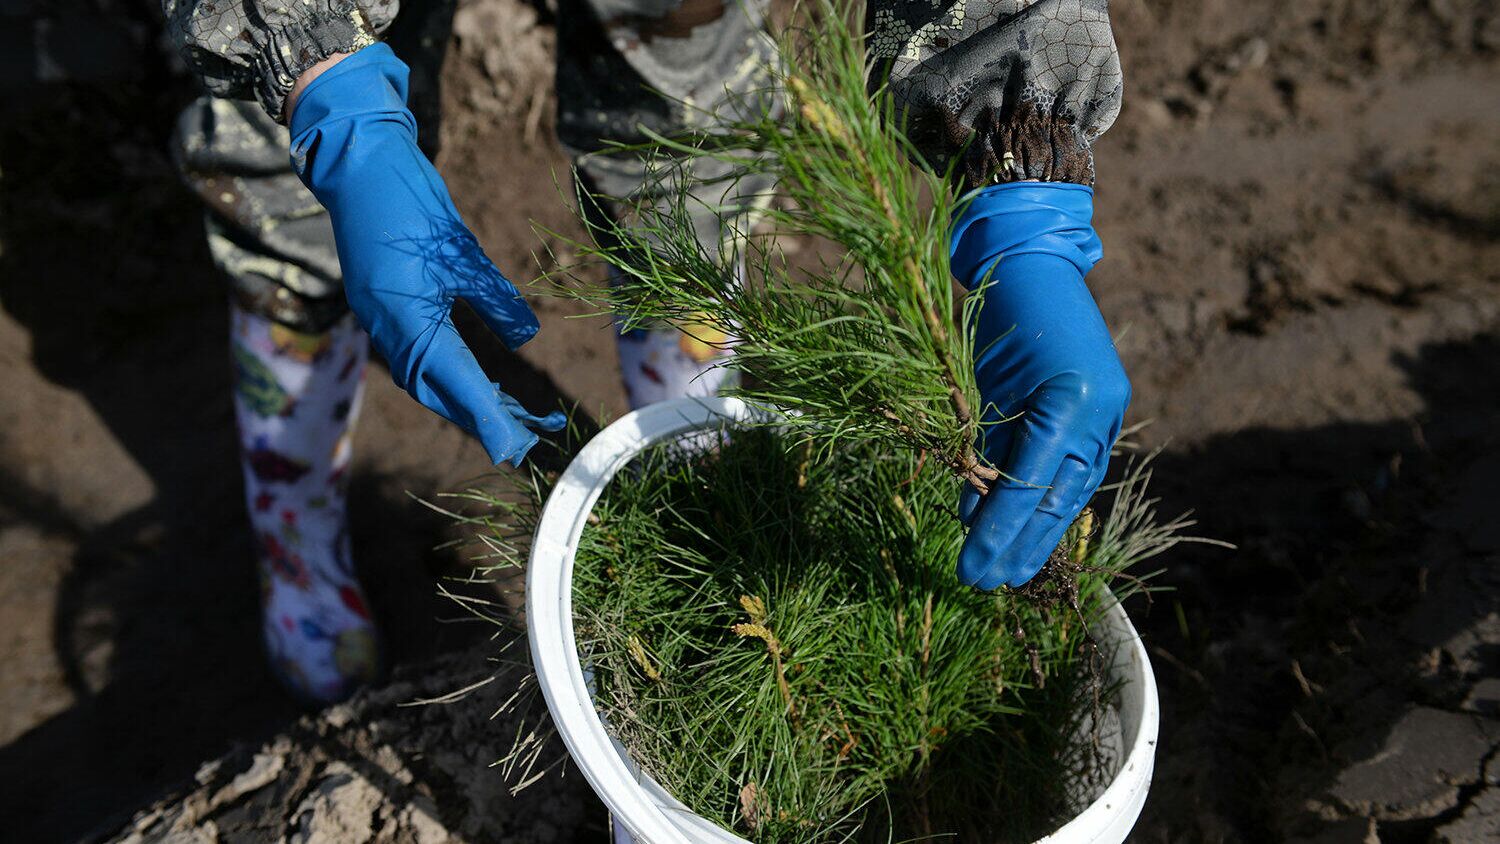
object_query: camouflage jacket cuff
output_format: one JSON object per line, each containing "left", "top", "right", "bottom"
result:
{"left": 251, "top": 3, "right": 379, "bottom": 123}
{"left": 956, "top": 102, "right": 1098, "bottom": 190}
{"left": 870, "top": 0, "right": 1123, "bottom": 193}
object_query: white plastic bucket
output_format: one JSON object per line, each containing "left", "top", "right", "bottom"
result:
{"left": 526, "top": 397, "right": 1160, "bottom": 844}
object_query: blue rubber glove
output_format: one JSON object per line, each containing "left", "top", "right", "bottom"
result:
{"left": 289, "top": 44, "right": 564, "bottom": 466}
{"left": 949, "top": 182, "right": 1130, "bottom": 589}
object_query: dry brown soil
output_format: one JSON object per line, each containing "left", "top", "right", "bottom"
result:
{"left": 1, "top": 1, "right": 1497, "bottom": 842}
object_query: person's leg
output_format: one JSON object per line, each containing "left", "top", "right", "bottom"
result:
{"left": 556, "top": 0, "right": 775, "bottom": 408}
{"left": 169, "top": 2, "right": 457, "bottom": 701}
{"left": 172, "top": 95, "right": 380, "bottom": 702}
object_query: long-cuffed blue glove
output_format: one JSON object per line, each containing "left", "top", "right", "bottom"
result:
{"left": 949, "top": 182, "right": 1130, "bottom": 589}
{"left": 289, "top": 44, "right": 564, "bottom": 466}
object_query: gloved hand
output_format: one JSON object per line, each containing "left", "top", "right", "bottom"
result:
{"left": 948, "top": 182, "right": 1130, "bottom": 589}
{"left": 289, "top": 44, "right": 564, "bottom": 466}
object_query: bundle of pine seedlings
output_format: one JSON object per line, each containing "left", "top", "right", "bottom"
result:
{"left": 448, "top": 1, "right": 1209, "bottom": 840}
{"left": 566, "top": 426, "right": 1180, "bottom": 841}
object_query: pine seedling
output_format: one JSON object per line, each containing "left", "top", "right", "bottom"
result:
{"left": 548, "top": 1, "right": 1000, "bottom": 494}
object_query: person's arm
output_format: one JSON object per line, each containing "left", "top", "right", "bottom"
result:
{"left": 161, "top": 0, "right": 394, "bottom": 121}
{"left": 165, "top": 4, "right": 562, "bottom": 465}
{"left": 873, "top": 2, "right": 1130, "bottom": 588}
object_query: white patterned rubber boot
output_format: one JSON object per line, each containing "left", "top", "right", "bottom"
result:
{"left": 612, "top": 265, "right": 739, "bottom": 410}
{"left": 230, "top": 304, "right": 380, "bottom": 704}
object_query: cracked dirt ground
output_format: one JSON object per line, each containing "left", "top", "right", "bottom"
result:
{"left": 1, "top": 1, "right": 1497, "bottom": 841}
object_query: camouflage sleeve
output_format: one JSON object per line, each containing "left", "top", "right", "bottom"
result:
{"left": 870, "top": 0, "right": 1123, "bottom": 188}
{"left": 160, "top": 0, "right": 399, "bottom": 122}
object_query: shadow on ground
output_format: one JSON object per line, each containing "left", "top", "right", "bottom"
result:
{"left": 0, "top": 18, "right": 589, "bottom": 842}
{"left": 1132, "top": 332, "right": 1500, "bottom": 841}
